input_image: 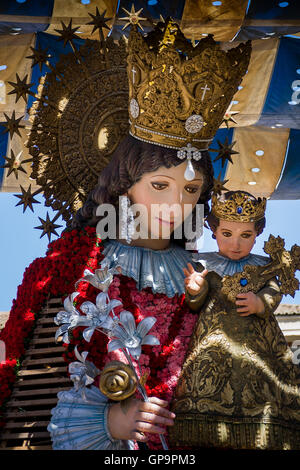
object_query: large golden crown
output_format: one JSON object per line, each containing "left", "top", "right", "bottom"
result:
{"left": 211, "top": 191, "right": 267, "bottom": 223}
{"left": 127, "top": 19, "right": 251, "bottom": 153}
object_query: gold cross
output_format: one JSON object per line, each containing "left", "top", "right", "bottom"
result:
{"left": 221, "top": 235, "right": 300, "bottom": 302}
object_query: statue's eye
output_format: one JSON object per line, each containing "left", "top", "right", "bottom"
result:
{"left": 151, "top": 182, "right": 168, "bottom": 190}
{"left": 185, "top": 186, "right": 200, "bottom": 194}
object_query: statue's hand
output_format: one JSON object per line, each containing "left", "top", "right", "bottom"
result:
{"left": 183, "top": 263, "right": 208, "bottom": 296}
{"left": 108, "top": 396, "right": 175, "bottom": 442}
{"left": 236, "top": 292, "right": 265, "bottom": 316}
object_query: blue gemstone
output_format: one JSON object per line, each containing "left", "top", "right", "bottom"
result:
{"left": 240, "top": 278, "right": 248, "bottom": 286}
{"left": 237, "top": 206, "right": 243, "bottom": 214}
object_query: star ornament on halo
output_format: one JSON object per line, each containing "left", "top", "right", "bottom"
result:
{"left": 120, "top": 4, "right": 147, "bottom": 31}
{"left": 209, "top": 137, "right": 239, "bottom": 168}
{"left": 2, "top": 111, "right": 25, "bottom": 139}
{"left": 7, "top": 74, "right": 33, "bottom": 104}
{"left": 14, "top": 184, "right": 40, "bottom": 213}
{"left": 54, "top": 20, "right": 81, "bottom": 48}
{"left": 26, "top": 44, "right": 50, "bottom": 72}
{"left": 1, "top": 150, "right": 27, "bottom": 179}
{"left": 213, "top": 171, "right": 230, "bottom": 196}
{"left": 87, "top": 7, "right": 112, "bottom": 34}
{"left": 222, "top": 109, "right": 240, "bottom": 128}
{"left": 34, "top": 212, "right": 62, "bottom": 241}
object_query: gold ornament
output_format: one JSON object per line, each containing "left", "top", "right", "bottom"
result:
{"left": 212, "top": 171, "right": 230, "bottom": 196}
{"left": 7, "top": 73, "right": 34, "bottom": 104}
{"left": 127, "top": 18, "right": 251, "bottom": 153}
{"left": 222, "top": 109, "right": 239, "bottom": 128}
{"left": 221, "top": 235, "right": 300, "bottom": 302}
{"left": 211, "top": 191, "right": 266, "bottom": 223}
{"left": 2, "top": 111, "right": 25, "bottom": 139}
{"left": 34, "top": 212, "right": 62, "bottom": 241}
{"left": 14, "top": 184, "right": 40, "bottom": 213}
{"left": 120, "top": 4, "right": 147, "bottom": 31}
{"left": 87, "top": 7, "right": 112, "bottom": 35}
{"left": 1, "top": 150, "right": 31, "bottom": 180}
{"left": 54, "top": 19, "right": 81, "bottom": 49}
{"left": 99, "top": 361, "right": 137, "bottom": 401}
{"left": 26, "top": 43, "right": 50, "bottom": 72}
{"left": 221, "top": 101, "right": 240, "bottom": 128}
{"left": 25, "top": 32, "right": 129, "bottom": 230}
{"left": 209, "top": 136, "right": 239, "bottom": 168}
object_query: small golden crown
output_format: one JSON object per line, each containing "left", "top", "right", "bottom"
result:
{"left": 127, "top": 18, "right": 251, "bottom": 154}
{"left": 211, "top": 191, "right": 267, "bottom": 223}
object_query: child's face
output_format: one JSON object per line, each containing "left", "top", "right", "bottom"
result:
{"left": 214, "top": 219, "right": 257, "bottom": 260}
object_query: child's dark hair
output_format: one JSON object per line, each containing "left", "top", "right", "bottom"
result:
{"left": 206, "top": 190, "right": 266, "bottom": 238}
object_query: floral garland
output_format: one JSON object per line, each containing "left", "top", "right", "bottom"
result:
{"left": 0, "top": 227, "right": 103, "bottom": 424}
{"left": 112, "top": 277, "right": 198, "bottom": 449}
{"left": 68, "top": 272, "right": 198, "bottom": 449}
{"left": 0, "top": 226, "right": 198, "bottom": 450}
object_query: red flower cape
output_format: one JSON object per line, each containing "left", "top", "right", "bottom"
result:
{"left": 0, "top": 227, "right": 197, "bottom": 449}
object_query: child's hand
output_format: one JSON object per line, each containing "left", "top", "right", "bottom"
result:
{"left": 183, "top": 263, "right": 208, "bottom": 296}
{"left": 236, "top": 292, "right": 265, "bottom": 316}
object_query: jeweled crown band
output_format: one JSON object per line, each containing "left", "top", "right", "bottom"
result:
{"left": 129, "top": 122, "right": 212, "bottom": 152}
{"left": 211, "top": 192, "right": 267, "bottom": 223}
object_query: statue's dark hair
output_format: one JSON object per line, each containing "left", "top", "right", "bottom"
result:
{"left": 72, "top": 135, "right": 214, "bottom": 246}
{"left": 206, "top": 190, "right": 266, "bottom": 238}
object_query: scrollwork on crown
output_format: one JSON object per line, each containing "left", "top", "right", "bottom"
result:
{"left": 127, "top": 18, "right": 251, "bottom": 151}
{"left": 211, "top": 191, "right": 266, "bottom": 223}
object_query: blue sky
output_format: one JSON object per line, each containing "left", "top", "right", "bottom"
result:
{"left": 0, "top": 193, "right": 299, "bottom": 311}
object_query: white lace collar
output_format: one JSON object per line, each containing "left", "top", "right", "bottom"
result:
{"left": 101, "top": 240, "right": 196, "bottom": 297}
{"left": 192, "top": 251, "right": 270, "bottom": 277}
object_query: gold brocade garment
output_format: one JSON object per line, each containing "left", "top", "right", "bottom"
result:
{"left": 169, "top": 271, "right": 300, "bottom": 450}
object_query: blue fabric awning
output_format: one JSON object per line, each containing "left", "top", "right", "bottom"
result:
{"left": 0, "top": 0, "right": 54, "bottom": 35}
{"left": 0, "top": 123, "right": 9, "bottom": 187}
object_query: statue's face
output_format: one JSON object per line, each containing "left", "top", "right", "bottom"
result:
{"left": 214, "top": 219, "right": 257, "bottom": 260}
{"left": 126, "top": 161, "right": 204, "bottom": 239}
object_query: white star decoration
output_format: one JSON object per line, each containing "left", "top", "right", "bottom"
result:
{"left": 120, "top": 4, "right": 147, "bottom": 31}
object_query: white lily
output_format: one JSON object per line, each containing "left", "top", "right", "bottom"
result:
{"left": 68, "top": 346, "right": 100, "bottom": 396}
{"left": 108, "top": 311, "right": 160, "bottom": 359}
{"left": 80, "top": 292, "right": 122, "bottom": 342}
{"left": 75, "top": 255, "right": 122, "bottom": 292}
{"left": 54, "top": 292, "right": 86, "bottom": 344}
